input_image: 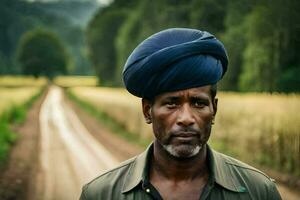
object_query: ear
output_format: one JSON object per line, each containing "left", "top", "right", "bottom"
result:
{"left": 211, "top": 98, "right": 218, "bottom": 125}
{"left": 142, "top": 98, "right": 152, "bottom": 124}
{"left": 213, "top": 98, "right": 218, "bottom": 117}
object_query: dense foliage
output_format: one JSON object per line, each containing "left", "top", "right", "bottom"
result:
{"left": 0, "top": 0, "right": 99, "bottom": 75}
{"left": 87, "top": 0, "right": 300, "bottom": 92}
{"left": 17, "top": 29, "right": 68, "bottom": 79}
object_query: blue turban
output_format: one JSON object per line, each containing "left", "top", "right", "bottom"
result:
{"left": 123, "top": 28, "right": 228, "bottom": 99}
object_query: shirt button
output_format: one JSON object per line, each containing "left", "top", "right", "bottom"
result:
{"left": 146, "top": 188, "right": 150, "bottom": 193}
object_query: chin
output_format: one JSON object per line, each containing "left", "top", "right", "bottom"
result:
{"left": 163, "top": 144, "right": 202, "bottom": 158}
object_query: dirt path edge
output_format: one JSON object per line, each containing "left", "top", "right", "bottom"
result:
{"left": 0, "top": 88, "right": 48, "bottom": 200}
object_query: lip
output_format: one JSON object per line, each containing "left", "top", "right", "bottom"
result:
{"left": 172, "top": 135, "right": 197, "bottom": 143}
{"left": 171, "top": 132, "right": 198, "bottom": 142}
{"left": 172, "top": 131, "right": 198, "bottom": 138}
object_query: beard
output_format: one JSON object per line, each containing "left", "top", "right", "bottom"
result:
{"left": 156, "top": 123, "right": 212, "bottom": 159}
{"left": 162, "top": 143, "right": 202, "bottom": 158}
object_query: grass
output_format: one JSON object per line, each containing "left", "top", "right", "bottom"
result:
{"left": 0, "top": 75, "right": 47, "bottom": 87}
{"left": 0, "top": 121, "right": 18, "bottom": 163}
{"left": 68, "top": 87, "right": 153, "bottom": 139}
{"left": 67, "top": 89, "right": 151, "bottom": 148}
{"left": 53, "top": 75, "right": 98, "bottom": 88}
{"left": 0, "top": 86, "right": 44, "bottom": 165}
{"left": 0, "top": 87, "right": 42, "bottom": 114}
{"left": 210, "top": 92, "right": 300, "bottom": 176}
{"left": 68, "top": 86, "right": 300, "bottom": 179}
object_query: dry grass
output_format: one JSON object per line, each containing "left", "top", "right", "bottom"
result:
{"left": 0, "top": 83, "right": 44, "bottom": 163}
{"left": 0, "top": 76, "right": 47, "bottom": 87}
{"left": 212, "top": 93, "right": 300, "bottom": 175}
{"left": 70, "top": 87, "right": 300, "bottom": 177}
{"left": 53, "top": 76, "right": 98, "bottom": 88}
{"left": 70, "top": 87, "right": 152, "bottom": 139}
{"left": 0, "top": 87, "right": 42, "bottom": 115}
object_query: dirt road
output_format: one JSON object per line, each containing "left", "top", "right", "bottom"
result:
{"left": 37, "top": 86, "right": 119, "bottom": 200}
{"left": 33, "top": 86, "right": 299, "bottom": 200}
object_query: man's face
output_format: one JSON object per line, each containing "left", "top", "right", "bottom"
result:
{"left": 143, "top": 85, "right": 217, "bottom": 158}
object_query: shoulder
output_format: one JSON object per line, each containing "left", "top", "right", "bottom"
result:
{"left": 80, "top": 156, "right": 137, "bottom": 200}
{"left": 212, "top": 150, "right": 281, "bottom": 199}
{"left": 215, "top": 150, "right": 272, "bottom": 179}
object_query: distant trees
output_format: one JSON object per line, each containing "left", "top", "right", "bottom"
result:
{"left": 87, "top": 5, "right": 129, "bottom": 86}
{"left": 0, "top": 0, "right": 98, "bottom": 75}
{"left": 87, "top": 0, "right": 300, "bottom": 93}
{"left": 17, "top": 29, "right": 68, "bottom": 79}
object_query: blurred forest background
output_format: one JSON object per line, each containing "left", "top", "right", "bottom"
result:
{"left": 0, "top": 0, "right": 299, "bottom": 91}
{"left": 0, "top": 0, "right": 100, "bottom": 76}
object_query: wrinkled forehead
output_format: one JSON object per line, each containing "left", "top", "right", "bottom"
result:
{"left": 154, "top": 86, "right": 212, "bottom": 101}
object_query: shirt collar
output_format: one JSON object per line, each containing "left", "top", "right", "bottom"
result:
{"left": 207, "top": 145, "right": 246, "bottom": 192}
{"left": 122, "top": 143, "right": 246, "bottom": 193}
{"left": 122, "top": 144, "right": 152, "bottom": 193}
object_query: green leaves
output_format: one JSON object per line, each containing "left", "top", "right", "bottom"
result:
{"left": 87, "top": 0, "right": 300, "bottom": 92}
{"left": 17, "top": 29, "right": 69, "bottom": 79}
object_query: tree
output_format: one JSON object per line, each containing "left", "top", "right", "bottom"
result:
{"left": 87, "top": 7, "right": 128, "bottom": 86}
{"left": 87, "top": 0, "right": 300, "bottom": 92}
{"left": 239, "top": 0, "right": 300, "bottom": 92}
{"left": 87, "top": 0, "right": 137, "bottom": 86}
{"left": 218, "top": 0, "right": 253, "bottom": 91}
{"left": 0, "top": 0, "right": 98, "bottom": 75}
{"left": 190, "top": 0, "right": 227, "bottom": 35}
{"left": 17, "top": 29, "right": 69, "bottom": 79}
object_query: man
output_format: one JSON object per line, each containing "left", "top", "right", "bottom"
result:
{"left": 80, "top": 28, "right": 282, "bottom": 200}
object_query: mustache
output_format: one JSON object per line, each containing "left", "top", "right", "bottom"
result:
{"left": 170, "top": 127, "right": 200, "bottom": 137}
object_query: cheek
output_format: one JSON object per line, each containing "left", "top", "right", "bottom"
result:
{"left": 198, "top": 106, "right": 214, "bottom": 122}
{"left": 200, "top": 112, "right": 214, "bottom": 138}
{"left": 201, "top": 113, "right": 214, "bottom": 124}
{"left": 195, "top": 110, "right": 214, "bottom": 130}
{"left": 151, "top": 112, "right": 176, "bottom": 139}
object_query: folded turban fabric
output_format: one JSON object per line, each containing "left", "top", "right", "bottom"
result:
{"left": 123, "top": 28, "right": 228, "bottom": 99}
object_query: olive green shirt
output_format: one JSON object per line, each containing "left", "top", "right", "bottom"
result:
{"left": 80, "top": 144, "right": 281, "bottom": 200}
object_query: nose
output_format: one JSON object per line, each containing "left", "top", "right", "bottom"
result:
{"left": 176, "top": 104, "right": 195, "bottom": 127}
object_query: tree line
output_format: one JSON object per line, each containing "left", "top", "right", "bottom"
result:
{"left": 87, "top": 0, "right": 300, "bottom": 93}
{"left": 0, "top": 0, "right": 99, "bottom": 76}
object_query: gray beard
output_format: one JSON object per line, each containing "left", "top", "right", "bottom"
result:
{"left": 162, "top": 144, "right": 202, "bottom": 158}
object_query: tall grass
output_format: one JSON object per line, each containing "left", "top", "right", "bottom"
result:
{"left": 0, "top": 76, "right": 47, "bottom": 87}
{"left": 69, "top": 87, "right": 300, "bottom": 178}
{"left": 53, "top": 76, "right": 98, "bottom": 88}
{"left": 0, "top": 86, "right": 44, "bottom": 164}
{"left": 68, "top": 87, "right": 153, "bottom": 139}
{"left": 0, "top": 87, "right": 42, "bottom": 112}
{"left": 212, "top": 93, "right": 300, "bottom": 176}
{"left": 67, "top": 91, "right": 151, "bottom": 147}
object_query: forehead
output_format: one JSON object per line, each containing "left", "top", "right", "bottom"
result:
{"left": 155, "top": 85, "right": 212, "bottom": 100}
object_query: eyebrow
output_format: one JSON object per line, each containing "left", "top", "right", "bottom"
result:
{"left": 163, "top": 95, "right": 209, "bottom": 101}
{"left": 190, "top": 96, "right": 209, "bottom": 100}
{"left": 190, "top": 96, "right": 210, "bottom": 103}
{"left": 163, "top": 96, "right": 180, "bottom": 101}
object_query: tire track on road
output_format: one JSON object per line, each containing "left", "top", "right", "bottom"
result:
{"left": 39, "top": 86, "right": 119, "bottom": 200}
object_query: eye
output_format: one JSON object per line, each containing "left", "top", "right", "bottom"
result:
{"left": 193, "top": 100, "right": 208, "bottom": 108}
{"left": 165, "top": 101, "right": 178, "bottom": 108}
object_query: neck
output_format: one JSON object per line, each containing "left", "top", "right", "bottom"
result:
{"left": 151, "top": 140, "right": 208, "bottom": 181}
